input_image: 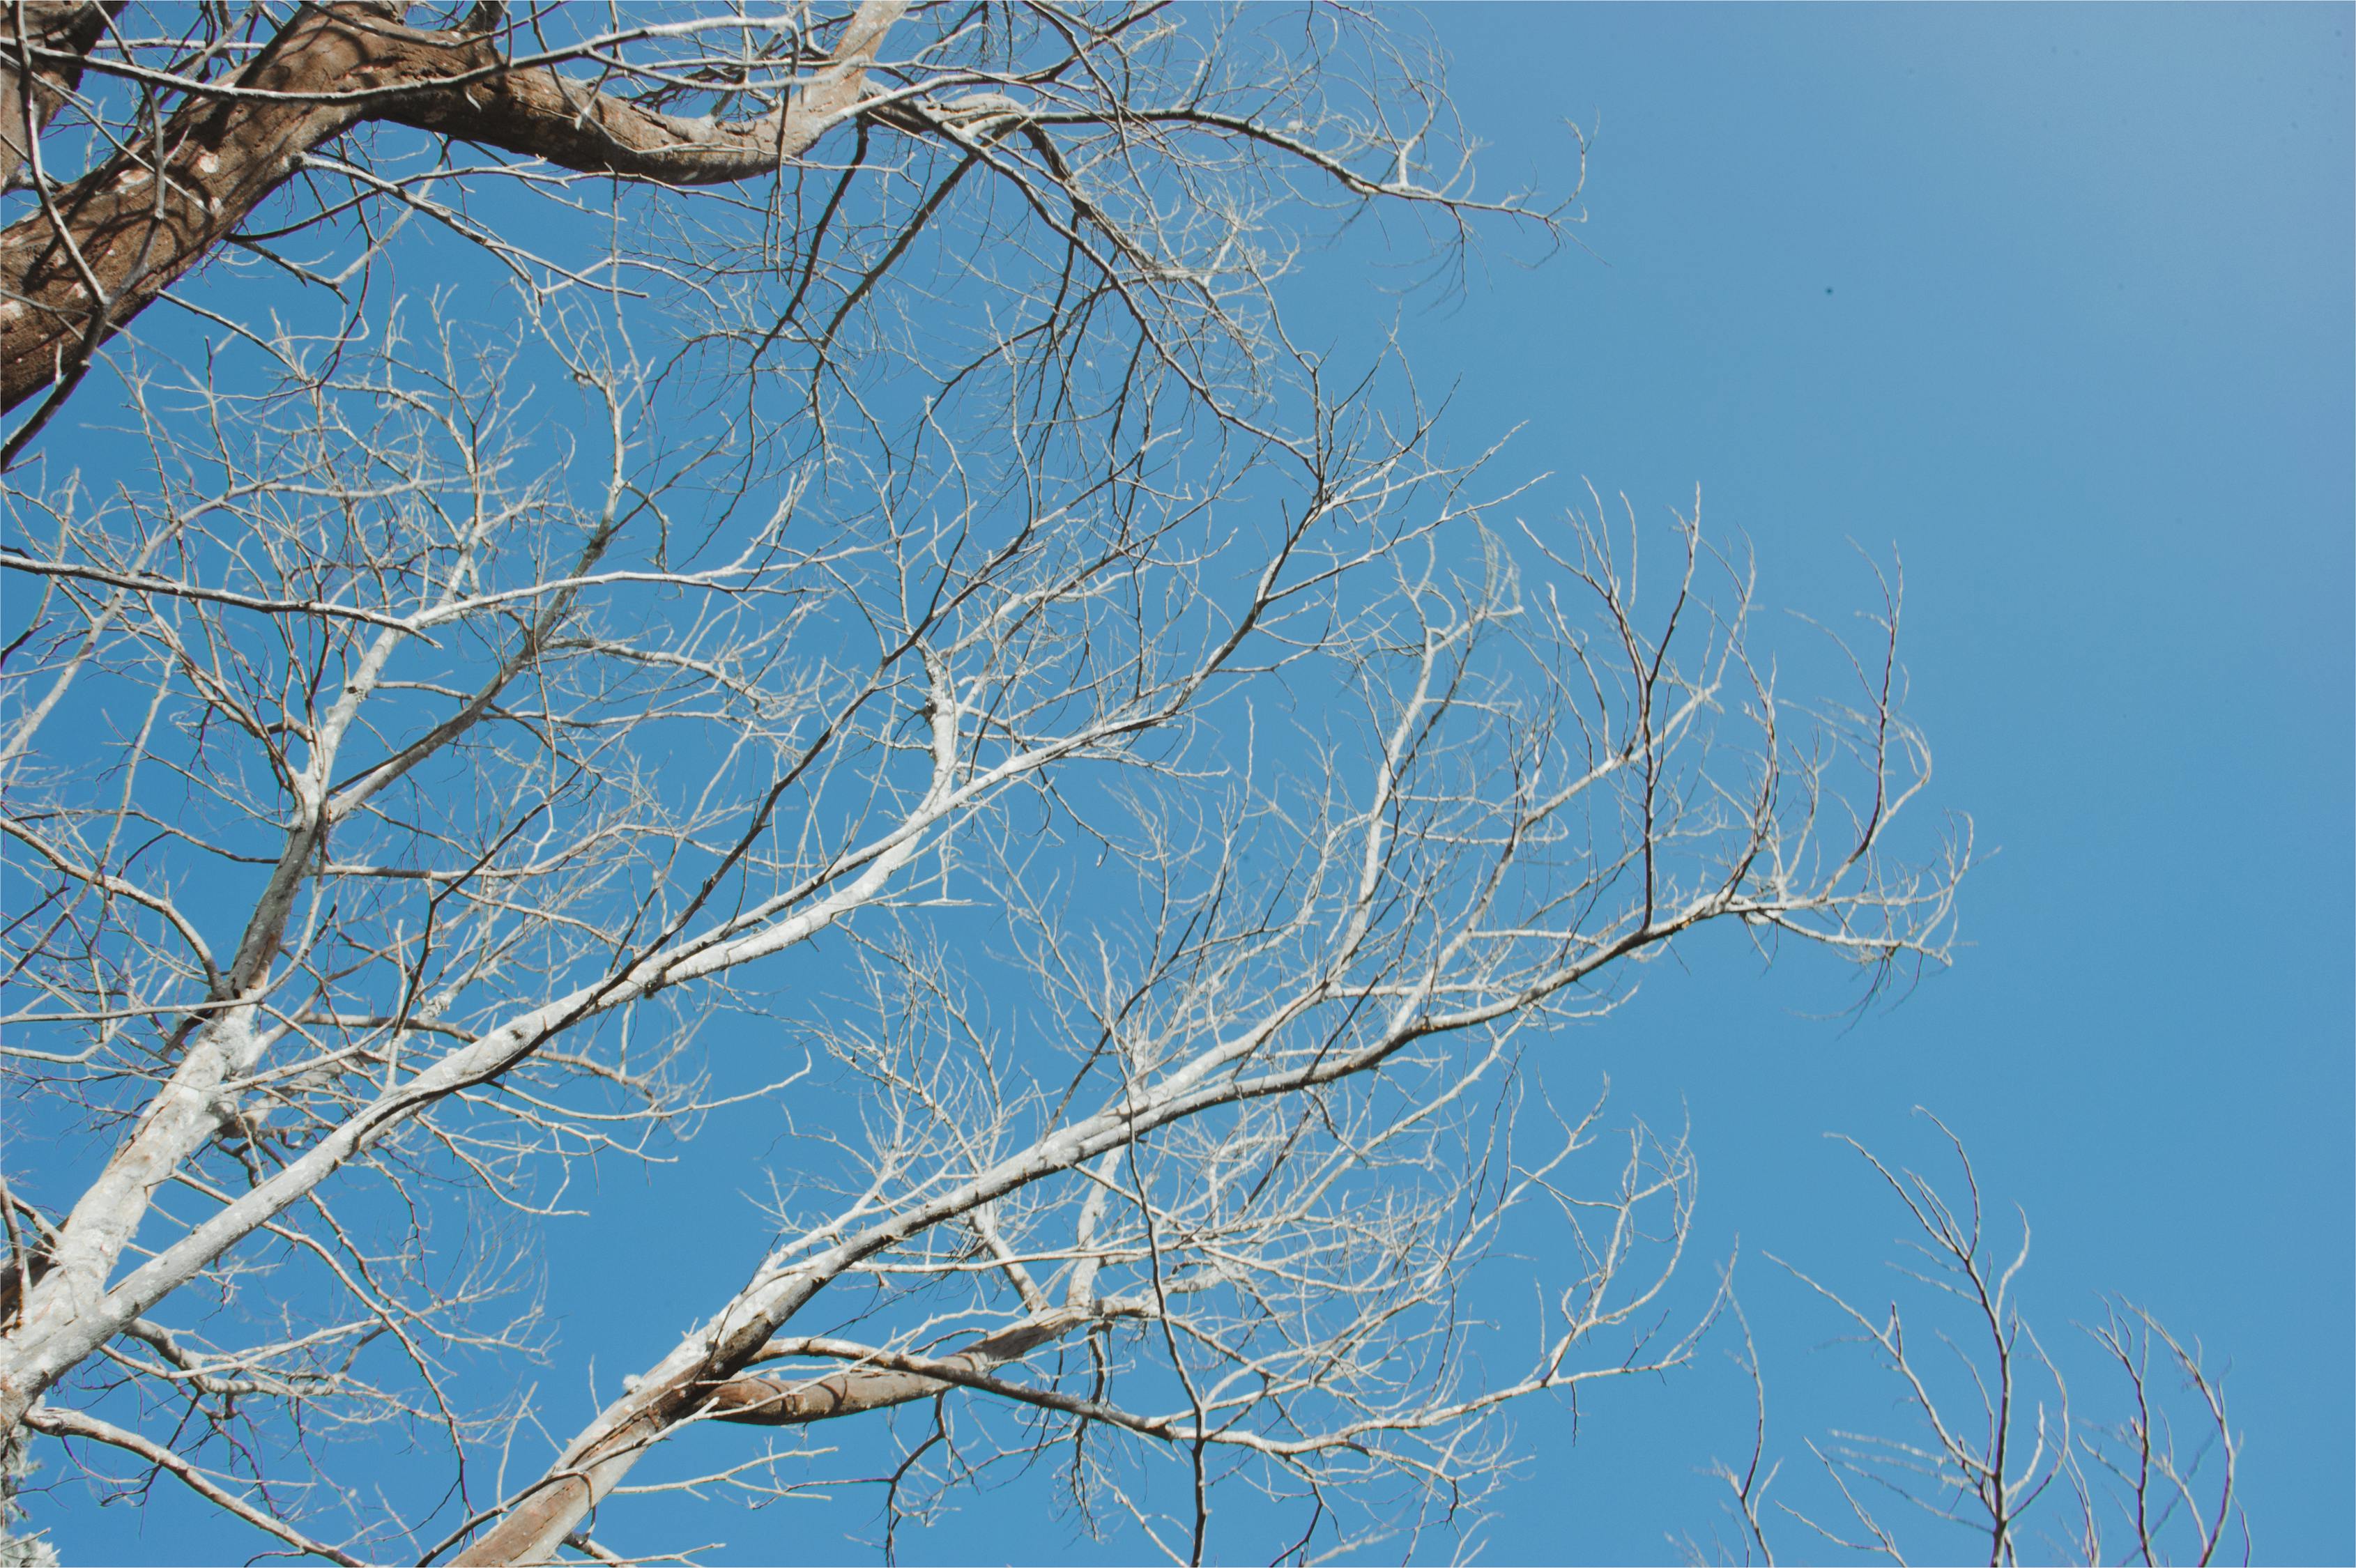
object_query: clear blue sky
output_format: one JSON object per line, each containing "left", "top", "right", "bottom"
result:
{"left": 37, "top": 5, "right": 2350, "bottom": 1564}
{"left": 1375, "top": 4, "right": 2352, "bottom": 1561}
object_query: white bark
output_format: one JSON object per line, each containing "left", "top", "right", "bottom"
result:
{"left": 0, "top": 4, "right": 1961, "bottom": 1560}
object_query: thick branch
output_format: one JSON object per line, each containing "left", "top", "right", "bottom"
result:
{"left": 706, "top": 1305, "right": 1104, "bottom": 1425}
{"left": 383, "top": 0, "right": 904, "bottom": 183}
{"left": 0, "top": 1, "right": 115, "bottom": 192}
{"left": 2, "top": 1, "right": 392, "bottom": 415}
{"left": 1, "top": 0, "right": 903, "bottom": 417}
{"left": 448, "top": 1307, "right": 1105, "bottom": 1567}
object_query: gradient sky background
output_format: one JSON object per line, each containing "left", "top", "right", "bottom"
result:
{"left": 36, "top": 4, "right": 2352, "bottom": 1565}
{"left": 1379, "top": 5, "right": 2354, "bottom": 1561}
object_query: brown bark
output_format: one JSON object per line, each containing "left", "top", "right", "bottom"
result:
{"left": 386, "top": 0, "right": 903, "bottom": 183}
{"left": 1, "top": 0, "right": 903, "bottom": 418}
{"left": 0, "top": 3, "right": 116, "bottom": 192}
{"left": 3, "top": 1, "right": 399, "bottom": 415}
{"left": 0, "top": 1254, "right": 49, "bottom": 1328}
{"left": 703, "top": 1308, "right": 1091, "bottom": 1424}
{"left": 448, "top": 1307, "right": 1089, "bottom": 1567}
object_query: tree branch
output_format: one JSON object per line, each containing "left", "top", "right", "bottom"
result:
{"left": 1, "top": 0, "right": 904, "bottom": 417}
{"left": 0, "top": 1, "right": 115, "bottom": 193}
{"left": 24, "top": 1402, "right": 369, "bottom": 1565}
{"left": 708, "top": 1302, "right": 1146, "bottom": 1426}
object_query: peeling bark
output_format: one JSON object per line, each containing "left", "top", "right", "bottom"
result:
{"left": 450, "top": 1308, "right": 1099, "bottom": 1567}
{"left": 705, "top": 1308, "right": 1094, "bottom": 1424}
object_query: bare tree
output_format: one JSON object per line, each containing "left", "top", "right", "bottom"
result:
{"left": 2, "top": 4, "right": 1962, "bottom": 1562}
{"left": 1688, "top": 1114, "right": 2246, "bottom": 1568}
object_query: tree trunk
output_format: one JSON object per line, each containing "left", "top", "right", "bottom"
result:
{"left": 0, "top": 3, "right": 118, "bottom": 194}
{"left": 2, "top": 2, "right": 397, "bottom": 414}
{"left": 1, "top": 0, "right": 903, "bottom": 417}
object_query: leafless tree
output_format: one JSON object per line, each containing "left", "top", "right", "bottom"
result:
{"left": 2, "top": 3, "right": 1962, "bottom": 1562}
{"left": 1686, "top": 1114, "right": 2246, "bottom": 1568}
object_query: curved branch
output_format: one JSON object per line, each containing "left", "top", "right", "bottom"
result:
{"left": 23, "top": 1402, "right": 369, "bottom": 1566}
{"left": 1, "top": 0, "right": 904, "bottom": 418}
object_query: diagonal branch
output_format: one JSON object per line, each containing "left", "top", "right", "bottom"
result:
{"left": 1, "top": 0, "right": 905, "bottom": 418}
{"left": 23, "top": 1401, "right": 369, "bottom": 1565}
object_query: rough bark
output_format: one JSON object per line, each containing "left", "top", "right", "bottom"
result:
{"left": 0, "top": 0, "right": 903, "bottom": 416}
{"left": 0, "top": 2, "right": 115, "bottom": 194}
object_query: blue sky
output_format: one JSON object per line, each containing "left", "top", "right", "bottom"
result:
{"left": 30, "top": 4, "right": 2351, "bottom": 1564}
{"left": 1373, "top": 5, "right": 2353, "bottom": 1561}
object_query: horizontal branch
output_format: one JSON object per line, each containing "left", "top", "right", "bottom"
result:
{"left": 0, "top": 548, "right": 425, "bottom": 632}
{"left": 705, "top": 1302, "right": 1131, "bottom": 1426}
